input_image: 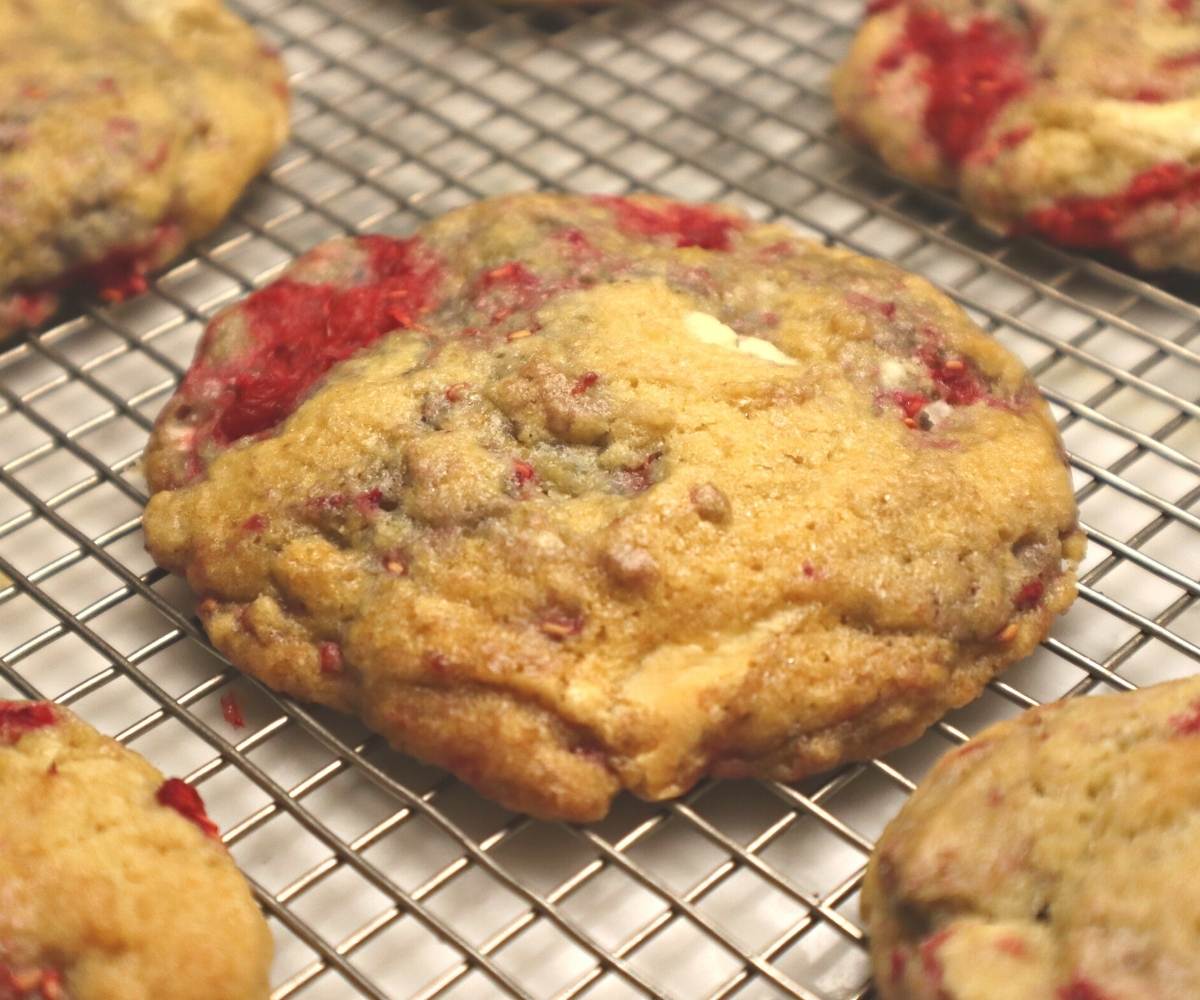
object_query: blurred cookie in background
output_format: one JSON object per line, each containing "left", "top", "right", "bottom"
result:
{"left": 0, "top": 0, "right": 289, "bottom": 340}
{"left": 834, "top": 0, "right": 1200, "bottom": 272}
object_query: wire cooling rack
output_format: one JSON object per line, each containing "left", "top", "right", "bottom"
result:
{"left": 1, "top": 0, "right": 1198, "bottom": 996}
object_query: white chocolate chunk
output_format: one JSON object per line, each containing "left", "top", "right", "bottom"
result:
{"left": 736, "top": 335, "right": 798, "bottom": 365}
{"left": 923, "top": 400, "right": 953, "bottom": 427}
{"left": 878, "top": 358, "right": 911, "bottom": 389}
{"left": 683, "top": 311, "right": 798, "bottom": 366}
{"left": 684, "top": 310, "right": 739, "bottom": 348}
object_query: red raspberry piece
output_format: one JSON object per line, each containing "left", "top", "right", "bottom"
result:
{"left": 0, "top": 701, "right": 57, "bottom": 745}
{"left": 156, "top": 778, "right": 220, "bottom": 839}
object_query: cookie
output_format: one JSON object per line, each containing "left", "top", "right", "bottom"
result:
{"left": 0, "top": 700, "right": 272, "bottom": 1000}
{"left": 863, "top": 677, "right": 1200, "bottom": 1000}
{"left": 833, "top": 0, "right": 1200, "bottom": 271}
{"left": 142, "top": 192, "right": 1083, "bottom": 822}
{"left": 0, "top": 0, "right": 289, "bottom": 339}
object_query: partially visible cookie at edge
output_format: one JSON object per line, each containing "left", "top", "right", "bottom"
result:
{"left": 0, "top": 700, "right": 272, "bottom": 1000}
{"left": 833, "top": 0, "right": 1200, "bottom": 271}
{"left": 142, "top": 191, "right": 1083, "bottom": 822}
{"left": 0, "top": 0, "right": 289, "bottom": 339}
{"left": 863, "top": 676, "right": 1200, "bottom": 1000}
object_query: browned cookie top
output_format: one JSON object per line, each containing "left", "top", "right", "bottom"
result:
{"left": 864, "top": 677, "right": 1200, "bottom": 1000}
{"left": 143, "top": 192, "right": 1082, "bottom": 821}
{"left": 0, "top": 0, "right": 289, "bottom": 339}
{"left": 0, "top": 701, "right": 271, "bottom": 1000}
{"left": 833, "top": 0, "right": 1200, "bottom": 271}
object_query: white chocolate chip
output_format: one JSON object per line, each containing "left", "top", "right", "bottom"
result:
{"left": 878, "top": 358, "right": 911, "bottom": 389}
{"left": 683, "top": 311, "right": 798, "bottom": 366}
{"left": 923, "top": 400, "right": 953, "bottom": 427}
{"left": 533, "top": 531, "right": 565, "bottom": 553}
{"left": 684, "top": 311, "right": 739, "bottom": 348}
{"left": 736, "top": 335, "right": 797, "bottom": 365}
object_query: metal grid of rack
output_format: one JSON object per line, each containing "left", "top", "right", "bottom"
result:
{"left": 1, "top": 0, "right": 1198, "bottom": 996}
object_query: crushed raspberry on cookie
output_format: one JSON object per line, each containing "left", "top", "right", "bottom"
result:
{"left": 878, "top": 336, "right": 1020, "bottom": 430}
{"left": 878, "top": 8, "right": 1031, "bottom": 164}
{"left": 3, "top": 222, "right": 184, "bottom": 328}
{"left": 1013, "top": 578, "right": 1045, "bottom": 610}
{"left": 1020, "top": 162, "right": 1200, "bottom": 254}
{"left": 0, "top": 702, "right": 57, "bottom": 745}
{"left": 192, "top": 237, "right": 442, "bottom": 446}
{"left": 0, "top": 963, "right": 64, "bottom": 1000}
{"left": 1058, "top": 979, "right": 1114, "bottom": 1000}
{"left": 592, "top": 195, "right": 744, "bottom": 250}
{"left": 156, "top": 778, "right": 220, "bottom": 840}
{"left": 86, "top": 222, "right": 184, "bottom": 304}
{"left": 1168, "top": 700, "right": 1200, "bottom": 735}
{"left": 917, "top": 928, "right": 952, "bottom": 990}
{"left": 318, "top": 641, "right": 344, "bottom": 676}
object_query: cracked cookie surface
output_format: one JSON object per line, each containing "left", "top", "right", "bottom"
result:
{"left": 0, "top": 701, "right": 271, "bottom": 1000}
{"left": 833, "top": 0, "right": 1200, "bottom": 271}
{"left": 864, "top": 677, "right": 1200, "bottom": 1000}
{"left": 0, "top": 0, "right": 288, "bottom": 339}
{"left": 143, "top": 192, "right": 1082, "bottom": 821}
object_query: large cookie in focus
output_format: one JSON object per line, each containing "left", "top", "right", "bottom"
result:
{"left": 0, "top": 0, "right": 289, "bottom": 339}
{"left": 143, "top": 192, "right": 1082, "bottom": 821}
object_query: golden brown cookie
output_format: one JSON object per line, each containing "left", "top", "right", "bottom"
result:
{"left": 863, "top": 676, "right": 1200, "bottom": 1000}
{"left": 833, "top": 0, "right": 1200, "bottom": 271}
{"left": 143, "top": 192, "right": 1082, "bottom": 821}
{"left": 0, "top": 0, "right": 289, "bottom": 339}
{"left": 0, "top": 700, "right": 272, "bottom": 1000}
